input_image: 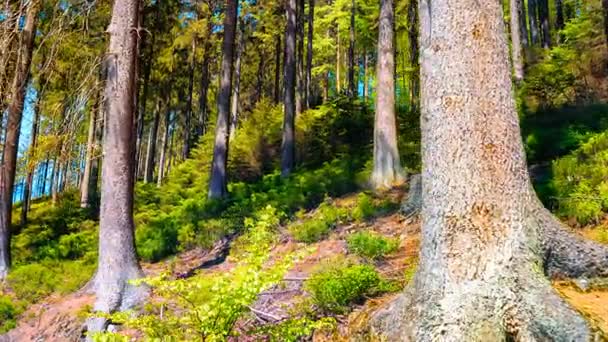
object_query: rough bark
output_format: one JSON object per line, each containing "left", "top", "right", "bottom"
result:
{"left": 86, "top": 0, "right": 147, "bottom": 334}
{"left": 528, "top": 0, "right": 540, "bottom": 45}
{"left": 306, "top": 0, "right": 314, "bottom": 108}
{"left": 21, "top": 97, "right": 41, "bottom": 226}
{"left": 370, "top": 0, "right": 608, "bottom": 339}
{"left": 348, "top": 0, "right": 356, "bottom": 97}
{"left": 274, "top": 34, "right": 282, "bottom": 104}
{"left": 510, "top": 0, "right": 525, "bottom": 82}
{"left": 0, "top": 0, "right": 40, "bottom": 279}
{"left": 538, "top": 0, "right": 550, "bottom": 49}
{"left": 144, "top": 99, "right": 161, "bottom": 183}
{"left": 208, "top": 0, "right": 238, "bottom": 199}
{"left": 296, "top": 0, "right": 305, "bottom": 114}
{"left": 371, "top": 0, "right": 403, "bottom": 189}
{"left": 281, "top": 0, "right": 297, "bottom": 177}
{"left": 183, "top": 40, "right": 196, "bottom": 159}
{"left": 230, "top": 23, "right": 245, "bottom": 139}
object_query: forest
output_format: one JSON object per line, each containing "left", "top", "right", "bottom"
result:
{"left": 1, "top": 0, "right": 608, "bottom": 340}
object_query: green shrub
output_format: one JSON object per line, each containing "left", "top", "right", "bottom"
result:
{"left": 288, "top": 201, "right": 347, "bottom": 243}
{"left": 346, "top": 231, "right": 398, "bottom": 260}
{"left": 0, "top": 295, "right": 23, "bottom": 333}
{"left": 304, "top": 257, "right": 384, "bottom": 314}
{"left": 352, "top": 193, "right": 376, "bottom": 221}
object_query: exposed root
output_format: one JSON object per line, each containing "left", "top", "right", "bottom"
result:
{"left": 400, "top": 174, "right": 422, "bottom": 219}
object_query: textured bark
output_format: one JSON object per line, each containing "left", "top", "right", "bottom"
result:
{"left": 21, "top": 97, "right": 41, "bottom": 226}
{"left": 86, "top": 0, "right": 147, "bottom": 334}
{"left": 274, "top": 34, "right": 282, "bottom": 104}
{"left": 407, "top": 0, "right": 420, "bottom": 110}
{"left": 538, "top": 0, "right": 550, "bottom": 48}
{"left": 296, "top": 0, "right": 305, "bottom": 114}
{"left": 208, "top": 0, "right": 238, "bottom": 199}
{"left": 347, "top": 0, "right": 356, "bottom": 97}
{"left": 144, "top": 99, "right": 161, "bottom": 183}
{"left": 183, "top": 41, "right": 196, "bottom": 159}
{"left": 281, "top": 0, "right": 297, "bottom": 177}
{"left": 510, "top": 0, "right": 525, "bottom": 82}
{"left": 0, "top": 0, "right": 40, "bottom": 279}
{"left": 370, "top": 0, "right": 607, "bottom": 339}
{"left": 528, "top": 0, "right": 540, "bottom": 45}
{"left": 230, "top": 23, "right": 245, "bottom": 139}
{"left": 371, "top": 0, "right": 403, "bottom": 189}
{"left": 306, "top": 0, "right": 314, "bottom": 108}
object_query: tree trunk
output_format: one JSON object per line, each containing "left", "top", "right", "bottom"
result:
{"left": 407, "top": 0, "right": 420, "bottom": 110}
{"left": 50, "top": 157, "right": 59, "bottom": 204}
{"left": 306, "top": 0, "right": 314, "bottom": 108}
{"left": 183, "top": 40, "right": 196, "bottom": 160}
{"left": 336, "top": 33, "right": 341, "bottom": 93}
{"left": 86, "top": 0, "right": 147, "bottom": 334}
{"left": 281, "top": 0, "right": 297, "bottom": 177}
{"left": 538, "top": 0, "right": 550, "bottom": 48}
{"left": 230, "top": 23, "right": 245, "bottom": 139}
{"left": 254, "top": 52, "right": 265, "bottom": 103}
{"left": 371, "top": 0, "right": 403, "bottom": 189}
{"left": 518, "top": 0, "right": 529, "bottom": 48}
{"left": 208, "top": 0, "right": 238, "bottom": 199}
{"left": 0, "top": 0, "right": 40, "bottom": 279}
{"left": 528, "top": 0, "right": 540, "bottom": 45}
{"left": 555, "top": 0, "right": 564, "bottom": 33}
{"left": 296, "top": 0, "right": 305, "bottom": 114}
{"left": 510, "top": 0, "right": 525, "bottom": 82}
{"left": 274, "top": 34, "right": 282, "bottom": 104}
{"left": 144, "top": 98, "right": 162, "bottom": 183}
{"left": 348, "top": 0, "right": 356, "bottom": 97}
{"left": 198, "top": 44, "right": 211, "bottom": 137}
{"left": 363, "top": 49, "right": 368, "bottom": 100}
{"left": 370, "top": 0, "right": 608, "bottom": 339}
{"left": 39, "top": 157, "right": 49, "bottom": 196}
{"left": 21, "top": 96, "right": 41, "bottom": 226}
{"left": 602, "top": 0, "right": 608, "bottom": 48}
{"left": 157, "top": 106, "right": 170, "bottom": 187}
{"left": 81, "top": 91, "right": 101, "bottom": 208}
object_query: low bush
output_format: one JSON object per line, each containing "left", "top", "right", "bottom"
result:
{"left": 304, "top": 257, "right": 386, "bottom": 314}
{"left": 0, "top": 295, "right": 23, "bottom": 333}
{"left": 289, "top": 201, "right": 347, "bottom": 243}
{"left": 346, "top": 231, "right": 398, "bottom": 260}
{"left": 352, "top": 193, "right": 376, "bottom": 221}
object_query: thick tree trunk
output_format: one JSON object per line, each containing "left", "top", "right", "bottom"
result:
{"left": 86, "top": 0, "right": 147, "bottom": 334}
{"left": 296, "top": 0, "right": 305, "bottom": 114}
{"left": 510, "top": 0, "right": 525, "bottom": 82}
{"left": 157, "top": 107, "right": 170, "bottom": 187}
{"left": 144, "top": 99, "right": 161, "bottom": 183}
{"left": 21, "top": 97, "right": 41, "bottom": 226}
{"left": 230, "top": 24, "right": 245, "bottom": 139}
{"left": 371, "top": 0, "right": 403, "bottom": 189}
{"left": 274, "top": 34, "right": 282, "bottom": 104}
{"left": 538, "top": 0, "right": 550, "bottom": 48}
{"left": 528, "top": 0, "right": 540, "bottom": 45}
{"left": 208, "top": 0, "right": 238, "bottom": 199}
{"left": 348, "top": 0, "right": 356, "bottom": 97}
{"left": 370, "top": 0, "right": 608, "bottom": 339}
{"left": 407, "top": 0, "right": 419, "bottom": 110}
{"left": 281, "top": 0, "right": 297, "bottom": 177}
{"left": 306, "top": 0, "right": 314, "bottom": 108}
{"left": 183, "top": 41, "right": 196, "bottom": 159}
{"left": 0, "top": 0, "right": 40, "bottom": 279}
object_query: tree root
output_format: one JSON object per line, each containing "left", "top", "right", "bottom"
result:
{"left": 400, "top": 174, "right": 422, "bottom": 219}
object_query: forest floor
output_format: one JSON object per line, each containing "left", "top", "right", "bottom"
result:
{"left": 2, "top": 188, "right": 608, "bottom": 341}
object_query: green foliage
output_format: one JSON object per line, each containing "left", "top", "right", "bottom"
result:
{"left": 550, "top": 131, "right": 608, "bottom": 225}
{"left": 0, "top": 295, "right": 23, "bottom": 333}
{"left": 352, "top": 193, "right": 375, "bottom": 221}
{"left": 288, "top": 201, "right": 348, "bottom": 243}
{"left": 252, "top": 316, "right": 336, "bottom": 342}
{"left": 346, "top": 231, "right": 398, "bottom": 260}
{"left": 304, "top": 257, "right": 386, "bottom": 314}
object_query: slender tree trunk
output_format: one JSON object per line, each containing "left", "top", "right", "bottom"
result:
{"left": 528, "top": 0, "right": 540, "bottom": 45}
{"left": 348, "top": 0, "right": 356, "bottom": 97}
{"left": 371, "top": 0, "right": 608, "bottom": 339}
{"left": 198, "top": 44, "right": 211, "bottom": 137}
{"left": 157, "top": 108, "right": 170, "bottom": 187}
{"left": 296, "top": 0, "right": 305, "bottom": 113}
{"left": 370, "top": 0, "right": 403, "bottom": 189}
{"left": 602, "top": 0, "right": 608, "bottom": 48}
{"left": 39, "top": 157, "right": 49, "bottom": 196}
{"left": 336, "top": 33, "right": 341, "bottom": 93}
{"left": 0, "top": 0, "right": 40, "bottom": 279}
{"left": 21, "top": 96, "right": 41, "bottom": 226}
{"left": 208, "top": 0, "right": 238, "bottom": 199}
{"left": 281, "top": 0, "right": 297, "bottom": 176}
{"left": 134, "top": 16, "right": 153, "bottom": 180}
{"left": 407, "top": 0, "right": 419, "bottom": 110}
{"left": 518, "top": 0, "right": 529, "bottom": 48}
{"left": 306, "top": 0, "right": 314, "bottom": 108}
{"left": 183, "top": 40, "right": 196, "bottom": 159}
{"left": 144, "top": 99, "right": 162, "bottom": 183}
{"left": 88, "top": 107, "right": 103, "bottom": 217}
{"left": 86, "top": 0, "right": 147, "bottom": 334}
{"left": 230, "top": 24, "right": 245, "bottom": 139}
{"left": 538, "top": 0, "right": 550, "bottom": 48}
{"left": 274, "top": 34, "right": 282, "bottom": 104}
{"left": 254, "top": 53, "right": 265, "bottom": 103}
{"left": 510, "top": 0, "right": 525, "bottom": 82}
{"left": 81, "top": 91, "right": 101, "bottom": 208}
{"left": 323, "top": 70, "right": 329, "bottom": 101}
{"left": 363, "top": 49, "right": 368, "bottom": 100}
{"left": 50, "top": 157, "right": 59, "bottom": 204}
{"left": 555, "top": 0, "right": 564, "bottom": 33}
